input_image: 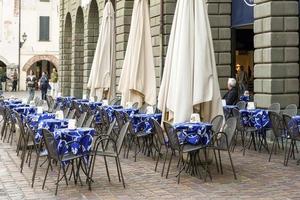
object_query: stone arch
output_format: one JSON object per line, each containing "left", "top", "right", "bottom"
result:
{"left": 84, "top": 0, "right": 99, "bottom": 94}
{"left": 61, "top": 12, "right": 72, "bottom": 96}
{"left": 71, "top": 7, "right": 84, "bottom": 98}
{"left": 22, "top": 55, "right": 59, "bottom": 72}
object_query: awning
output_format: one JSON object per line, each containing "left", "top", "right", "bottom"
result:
{"left": 232, "top": 0, "right": 254, "bottom": 28}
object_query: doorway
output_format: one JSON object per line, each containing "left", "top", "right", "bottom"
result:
{"left": 232, "top": 28, "right": 254, "bottom": 95}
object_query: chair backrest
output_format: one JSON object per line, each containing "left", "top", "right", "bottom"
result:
{"left": 76, "top": 112, "right": 87, "bottom": 127}
{"left": 232, "top": 108, "right": 243, "bottom": 131}
{"left": 84, "top": 114, "right": 94, "bottom": 127}
{"left": 282, "top": 114, "right": 299, "bottom": 139}
{"left": 13, "top": 110, "right": 27, "bottom": 143}
{"left": 282, "top": 104, "right": 297, "bottom": 116}
{"left": 236, "top": 101, "right": 247, "bottom": 110}
{"left": 110, "top": 97, "right": 121, "bottom": 105}
{"left": 139, "top": 103, "right": 148, "bottom": 114}
{"left": 67, "top": 109, "right": 76, "bottom": 119}
{"left": 152, "top": 118, "right": 167, "bottom": 146}
{"left": 114, "top": 110, "right": 125, "bottom": 131}
{"left": 42, "top": 129, "right": 59, "bottom": 160}
{"left": 268, "top": 103, "right": 281, "bottom": 114}
{"left": 216, "top": 117, "right": 237, "bottom": 149}
{"left": 163, "top": 121, "right": 180, "bottom": 151}
{"left": 210, "top": 115, "right": 224, "bottom": 134}
{"left": 132, "top": 102, "right": 139, "bottom": 109}
{"left": 63, "top": 107, "right": 70, "bottom": 118}
{"left": 268, "top": 111, "right": 285, "bottom": 138}
{"left": 116, "top": 122, "right": 130, "bottom": 154}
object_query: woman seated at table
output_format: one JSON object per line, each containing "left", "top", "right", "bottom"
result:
{"left": 223, "top": 78, "right": 238, "bottom": 105}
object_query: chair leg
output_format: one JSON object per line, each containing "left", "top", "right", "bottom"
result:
{"left": 31, "top": 153, "right": 40, "bottom": 187}
{"left": 116, "top": 156, "right": 125, "bottom": 188}
{"left": 161, "top": 148, "right": 168, "bottom": 177}
{"left": 218, "top": 150, "right": 223, "bottom": 174}
{"left": 103, "top": 156, "right": 111, "bottom": 182}
{"left": 166, "top": 152, "right": 173, "bottom": 179}
{"left": 42, "top": 160, "right": 51, "bottom": 190}
{"left": 55, "top": 164, "right": 62, "bottom": 195}
{"left": 115, "top": 157, "right": 121, "bottom": 182}
{"left": 284, "top": 139, "right": 289, "bottom": 166}
{"left": 154, "top": 146, "right": 161, "bottom": 172}
{"left": 286, "top": 141, "right": 293, "bottom": 166}
{"left": 268, "top": 141, "right": 275, "bottom": 162}
{"left": 213, "top": 149, "right": 219, "bottom": 173}
{"left": 228, "top": 149, "right": 237, "bottom": 180}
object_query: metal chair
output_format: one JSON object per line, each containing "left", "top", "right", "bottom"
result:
{"left": 236, "top": 101, "right": 247, "bottom": 110}
{"left": 132, "top": 102, "right": 139, "bottom": 109}
{"left": 210, "top": 115, "right": 224, "bottom": 134}
{"left": 83, "top": 114, "right": 94, "bottom": 128}
{"left": 163, "top": 121, "right": 210, "bottom": 183}
{"left": 67, "top": 109, "right": 76, "bottom": 119}
{"left": 152, "top": 119, "right": 169, "bottom": 177}
{"left": 282, "top": 114, "right": 299, "bottom": 166}
{"left": 41, "top": 129, "right": 88, "bottom": 195}
{"left": 282, "top": 104, "right": 297, "bottom": 116}
{"left": 268, "top": 111, "right": 286, "bottom": 163}
{"left": 63, "top": 107, "right": 70, "bottom": 118}
{"left": 110, "top": 97, "right": 121, "bottom": 105}
{"left": 88, "top": 122, "right": 129, "bottom": 190}
{"left": 210, "top": 117, "right": 237, "bottom": 179}
{"left": 268, "top": 103, "right": 281, "bottom": 114}
{"left": 76, "top": 112, "right": 87, "bottom": 128}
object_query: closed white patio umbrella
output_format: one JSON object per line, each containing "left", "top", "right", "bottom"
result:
{"left": 87, "top": 1, "right": 115, "bottom": 100}
{"left": 158, "top": 0, "right": 224, "bottom": 123}
{"left": 118, "top": 0, "right": 156, "bottom": 107}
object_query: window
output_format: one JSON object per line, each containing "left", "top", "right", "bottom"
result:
{"left": 39, "top": 16, "right": 50, "bottom": 41}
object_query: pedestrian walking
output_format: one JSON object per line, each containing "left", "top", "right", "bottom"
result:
{"left": 11, "top": 69, "right": 18, "bottom": 91}
{"left": 236, "top": 65, "right": 248, "bottom": 95}
{"left": 26, "top": 70, "right": 37, "bottom": 104}
{"left": 50, "top": 68, "right": 58, "bottom": 97}
{"left": 1, "top": 72, "right": 10, "bottom": 92}
{"left": 39, "top": 71, "right": 49, "bottom": 101}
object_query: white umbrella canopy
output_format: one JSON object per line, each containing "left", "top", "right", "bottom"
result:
{"left": 157, "top": 0, "right": 224, "bottom": 123}
{"left": 87, "top": 1, "right": 115, "bottom": 101}
{"left": 118, "top": 0, "right": 156, "bottom": 107}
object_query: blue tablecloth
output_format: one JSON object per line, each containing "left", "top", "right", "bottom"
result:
{"left": 131, "top": 113, "right": 162, "bottom": 134}
{"left": 13, "top": 106, "right": 36, "bottom": 116}
{"left": 8, "top": 103, "right": 28, "bottom": 109}
{"left": 53, "top": 128, "right": 95, "bottom": 155}
{"left": 81, "top": 101, "right": 102, "bottom": 111}
{"left": 73, "top": 99, "right": 89, "bottom": 103}
{"left": 174, "top": 122, "right": 212, "bottom": 145}
{"left": 240, "top": 109, "right": 270, "bottom": 129}
{"left": 27, "top": 113, "right": 56, "bottom": 129}
{"left": 36, "top": 118, "right": 69, "bottom": 143}
{"left": 240, "top": 95, "right": 250, "bottom": 102}
{"left": 115, "top": 108, "right": 139, "bottom": 117}
{"left": 56, "top": 96, "right": 76, "bottom": 108}
{"left": 4, "top": 99, "right": 23, "bottom": 105}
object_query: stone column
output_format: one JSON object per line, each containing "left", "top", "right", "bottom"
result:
{"left": 254, "top": 0, "right": 299, "bottom": 108}
{"left": 206, "top": 0, "right": 232, "bottom": 96}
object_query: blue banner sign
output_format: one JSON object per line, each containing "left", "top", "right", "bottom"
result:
{"left": 232, "top": 0, "right": 254, "bottom": 28}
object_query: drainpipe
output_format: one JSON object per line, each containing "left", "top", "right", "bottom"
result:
{"left": 160, "top": 0, "right": 164, "bottom": 80}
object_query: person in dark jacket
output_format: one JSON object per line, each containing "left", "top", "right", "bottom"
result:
{"left": 39, "top": 72, "right": 49, "bottom": 101}
{"left": 26, "top": 70, "right": 37, "bottom": 104}
{"left": 223, "top": 78, "right": 238, "bottom": 105}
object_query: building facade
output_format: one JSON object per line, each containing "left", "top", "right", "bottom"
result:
{"left": 0, "top": 0, "right": 59, "bottom": 91}
{"left": 59, "top": 0, "right": 299, "bottom": 108}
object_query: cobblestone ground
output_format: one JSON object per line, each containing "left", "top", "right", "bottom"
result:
{"left": 1, "top": 92, "right": 300, "bottom": 200}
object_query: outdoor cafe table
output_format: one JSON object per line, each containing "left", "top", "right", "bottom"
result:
{"left": 81, "top": 101, "right": 102, "bottom": 111}
{"left": 13, "top": 106, "right": 36, "bottom": 116}
{"left": 7, "top": 103, "right": 28, "bottom": 109}
{"left": 35, "top": 118, "right": 69, "bottom": 143}
{"left": 4, "top": 99, "right": 23, "bottom": 105}
{"left": 26, "top": 113, "right": 56, "bottom": 129}
{"left": 173, "top": 122, "right": 213, "bottom": 145}
{"left": 53, "top": 127, "right": 95, "bottom": 155}
{"left": 115, "top": 108, "right": 139, "bottom": 117}
{"left": 131, "top": 113, "right": 162, "bottom": 134}
{"left": 239, "top": 109, "right": 270, "bottom": 130}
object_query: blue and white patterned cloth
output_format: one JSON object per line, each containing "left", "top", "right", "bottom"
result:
{"left": 240, "top": 109, "right": 270, "bottom": 130}
{"left": 8, "top": 103, "right": 28, "bottom": 109}
{"left": 81, "top": 102, "right": 102, "bottom": 111}
{"left": 4, "top": 99, "right": 23, "bottom": 105}
{"left": 35, "top": 118, "right": 69, "bottom": 143}
{"left": 13, "top": 106, "right": 36, "bottom": 117}
{"left": 174, "top": 122, "right": 213, "bottom": 145}
{"left": 56, "top": 96, "right": 76, "bottom": 108}
{"left": 239, "top": 95, "right": 250, "bottom": 102}
{"left": 131, "top": 113, "right": 162, "bottom": 134}
{"left": 53, "top": 128, "right": 95, "bottom": 156}
{"left": 26, "top": 113, "right": 56, "bottom": 129}
{"left": 115, "top": 108, "right": 139, "bottom": 117}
